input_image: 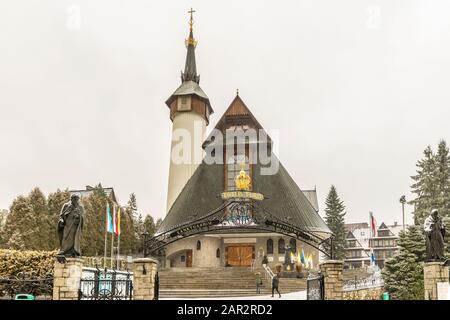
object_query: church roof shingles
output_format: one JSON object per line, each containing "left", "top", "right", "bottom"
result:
{"left": 157, "top": 155, "right": 331, "bottom": 239}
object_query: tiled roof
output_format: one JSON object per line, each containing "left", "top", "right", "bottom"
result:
{"left": 345, "top": 222, "right": 369, "bottom": 232}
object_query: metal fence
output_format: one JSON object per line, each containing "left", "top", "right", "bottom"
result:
{"left": 343, "top": 272, "right": 384, "bottom": 291}
{"left": 306, "top": 273, "right": 324, "bottom": 300}
{"left": 82, "top": 256, "right": 133, "bottom": 271}
{"left": 0, "top": 272, "right": 53, "bottom": 300}
{"left": 154, "top": 271, "right": 159, "bottom": 300}
{"left": 79, "top": 267, "right": 133, "bottom": 300}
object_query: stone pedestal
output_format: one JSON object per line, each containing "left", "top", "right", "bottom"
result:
{"left": 423, "top": 261, "right": 449, "bottom": 300}
{"left": 319, "top": 260, "right": 344, "bottom": 300}
{"left": 133, "top": 258, "right": 159, "bottom": 300}
{"left": 52, "top": 258, "right": 83, "bottom": 300}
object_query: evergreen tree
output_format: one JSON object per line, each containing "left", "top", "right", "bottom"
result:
{"left": 117, "top": 206, "right": 135, "bottom": 256}
{"left": 28, "top": 188, "right": 52, "bottom": 250}
{"left": 6, "top": 230, "right": 26, "bottom": 250}
{"left": 134, "top": 213, "right": 144, "bottom": 253}
{"left": 382, "top": 225, "right": 425, "bottom": 300}
{"left": 155, "top": 218, "right": 163, "bottom": 232}
{"left": 81, "top": 185, "right": 111, "bottom": 256}
{"left": 410, "top": 141, "right": 450, "bottom": 255}
{"left": 0, "top": 210, "right": 8, "bottom": 245}
{"left": 126, "top": 193, "right": 140, "bottom": 253}
{"left": 2, "top": 195, "right": 36, "bottom": 250}
{"left": 143, "top": 215, "right": 156, "bottom": 236}
{"left": 323, "top": 185, "right": 347, "bottom": 260}
{"left": 396, "top": 225, "right": 426, "bottom": 261}
{"left": 410, "top": 146, "right": 438, "bottom": 225}
{"left": 382, "top": 250, "right": 423, "bottom": 300}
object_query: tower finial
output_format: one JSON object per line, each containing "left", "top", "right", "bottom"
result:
{"left": 188, "top": 7, "right": 195, "bottom": 32}
{"left": 182, "top": 8, "right": 199, "bottom": 83}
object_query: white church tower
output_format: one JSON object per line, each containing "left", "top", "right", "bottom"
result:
{"left": 165, "top": 9, "right": 213, "bottom": 213}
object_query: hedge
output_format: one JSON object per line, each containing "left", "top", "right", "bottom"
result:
{"left": 0, "top": 249, "right": 57, "bottom": 279}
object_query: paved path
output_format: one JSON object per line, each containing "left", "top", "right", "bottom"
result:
{"left": 161, "top": 290, "right": 307, "bottom": 300}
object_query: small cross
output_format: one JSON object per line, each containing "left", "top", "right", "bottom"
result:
{"left": 236, "top": 88, "right": 239, "bottom": 96}
{"left": 188, "top": 8, "right": 196, "bottom": 28}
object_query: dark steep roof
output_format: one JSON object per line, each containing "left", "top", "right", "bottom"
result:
{"left": 157, "top": 154, "right": 331, "bottom": 239}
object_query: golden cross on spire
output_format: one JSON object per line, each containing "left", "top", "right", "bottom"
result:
{"left": 188, "top": 7, "right": 196, "bottom": 31}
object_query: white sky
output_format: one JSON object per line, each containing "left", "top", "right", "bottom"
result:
{"left": 1, "top": 0, "right": 450, "bottom": 226}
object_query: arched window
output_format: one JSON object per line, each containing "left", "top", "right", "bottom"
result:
{"left": 267, "top": 239, "right": 274, "bottom": 254}
{"left": 289, "top": 238, "right": 297, "bottom": 253}
{"left": 196, "top": 240, "right": 201, "bottom": 250}
{"left": 216, "top": 248, "right": 220, "bottom": 258}
{"left": 278, "top": 238, "right": 285, "bottom": 254}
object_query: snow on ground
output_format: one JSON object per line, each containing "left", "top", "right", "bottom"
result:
{"left": 161, "top": 290, "right": 307, "bottom": 300}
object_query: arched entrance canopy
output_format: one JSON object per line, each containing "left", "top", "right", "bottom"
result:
{"left": 144, "top": 198, "right": 333, "bottom": 258}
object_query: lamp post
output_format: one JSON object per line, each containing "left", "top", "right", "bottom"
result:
{"left": 399, "top": 195, "right": 406, "bottom": 231}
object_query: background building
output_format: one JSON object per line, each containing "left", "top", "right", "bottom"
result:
{"left": 70, "top": 185, "right": 118, "bottom": 205}
{"left": 344, "top": 221, "right": 405, "bottom": 269}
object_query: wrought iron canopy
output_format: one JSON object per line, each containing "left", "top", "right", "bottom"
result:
{"left": 144, "top": 198, "right": 332, "bottom": 257}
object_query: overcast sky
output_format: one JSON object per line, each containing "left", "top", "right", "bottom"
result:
{"left": 1, "top": 1, "right": 449, "bottom": 226}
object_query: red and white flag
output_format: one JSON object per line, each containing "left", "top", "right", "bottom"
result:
{"left": 369, "top": 212, "right": 377, "bottom": 237}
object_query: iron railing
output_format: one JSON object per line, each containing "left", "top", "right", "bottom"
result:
{"left": 154, "top": 271, "right": 159, "bottom": 300}
{"left": 343, "top": 273, "right": 384, "bottom": 291}
{"left": 79, "top": 267, "right": 133, "bottom": 300}
{"left": 0, "top": 273, "right": 53, "bottom": 300}
{"left": 306, "top": 273, "right": 324, "bottom": 300}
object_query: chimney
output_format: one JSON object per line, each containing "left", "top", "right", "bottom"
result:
{"left": 394, "top": 221, "right": 397, "bottom": 226}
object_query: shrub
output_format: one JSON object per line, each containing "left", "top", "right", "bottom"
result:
{"left": 0, "top": 249, "right": 57, "bottom": 279}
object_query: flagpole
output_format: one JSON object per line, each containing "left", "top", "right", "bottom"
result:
{"left": 117, "top": 207, "right": 121, "bottom": 269}
{"left": 369, "top": 212, "right": 372, "bottom": 267}
{"left": 111, "top": 203, "right": 115, "bottom": 269}
{"left": 104, "top": 202, "right": 109, "bottom": 268}
{"left": 117, "top": 234, "right": 120, "bottom": 269}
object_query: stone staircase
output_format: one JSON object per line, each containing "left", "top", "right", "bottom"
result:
{"left": 158, "top": 267, "right": 306, "bottom": 299}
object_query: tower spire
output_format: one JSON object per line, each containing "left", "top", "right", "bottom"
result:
{"left": 181, "top": 8, "right": 200, "bottom": 83}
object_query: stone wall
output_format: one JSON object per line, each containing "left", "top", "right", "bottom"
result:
{"left": 133, "top": 258, "right": 158, "bottom": 300}
{"left": 343, "top": 287, "right": 383, "bottom": 300}
{"left": 424, "top": 262, "right": 449, "bottom": 300}
{"left": 52, "top": 258, "right": 83, "bottom": 300}
{"left": 320, "top": 260, "right": 344, "bottom": 300}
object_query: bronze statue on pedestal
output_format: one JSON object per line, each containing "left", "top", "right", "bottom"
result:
{"left": 424, "top": 209, "right": 446, "bottom": 262}
{"left": 56, "top": 194, "right": 84, "bottom": 262}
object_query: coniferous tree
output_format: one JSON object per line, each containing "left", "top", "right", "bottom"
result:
{"left": 81, "top": 185, "right": 111, "bottom": 256}
{"left": 396, "top": 225, "right": 426, "bottom": 261}
{"left": 382, "top": 250, "right": 423, "bottom": 300}
{"left": 435, "top": 140, "right": 450, "bottom": 213}
{"left": 0, "top": 210, "right": 9, "bottom": 246}
{"left": 155, "top": 218, "right": 163, "bottom": 232}
{"left": 126, "top": 193, "right": 140, "bottom": 253}
{"left": 143, "top": 215, "right": 156, "bottom": 236}
{"left": 410, "top": 146, "right": 438, "bottom": 225}
{"left": 2, "top": 195, "right": 36, "bottom": 250}
{"left": 410, "top": 141, "right": 450, "bottom": 255}
{"left": 118, "top": 206, "right": 135, "bottom": 256}
{"left": 28, "top": 187, "right": 52, "bottom": 250}
{"left": 323, "top": 185, "right": 347, "bottom": 260}
{"left": 382, "top": 225, "right": 425, "bottom": 299}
